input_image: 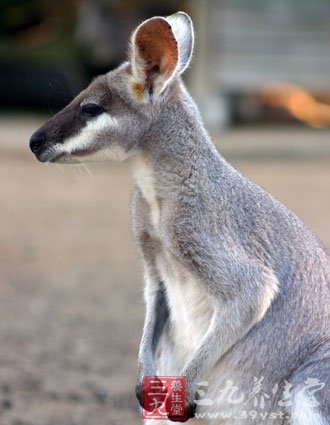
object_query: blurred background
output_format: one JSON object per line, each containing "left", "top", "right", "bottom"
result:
{"left": 0, "top": 1, "right": 329, "bottom": 424}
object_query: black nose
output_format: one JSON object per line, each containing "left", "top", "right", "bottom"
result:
{"left": 29, "top": 131, "right": 45, "bottom": 154}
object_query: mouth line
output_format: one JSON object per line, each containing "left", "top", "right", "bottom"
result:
{"left": 71, "top": 147, "right": 97, "bottom": 157}
{"left": 36, "top": 145, "right": 64, "bottom": 163}
{"left": 36, "top": 145, "right": 98, "bottom": 163}
{"left": 49, "top": 152, "right": 66, "bottom": 163}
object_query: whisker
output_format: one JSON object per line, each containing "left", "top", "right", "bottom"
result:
{"left": 82, "top": 163, "right": 94, "bottom": 178}
{"left": 78, "top": 164, "right": 84, "bottom": 179}
{"left": 73, "top": 165, "right": 79, "bottom": 180}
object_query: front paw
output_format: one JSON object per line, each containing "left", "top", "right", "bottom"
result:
{"left": 136, "top": 376, "right": 166, "bottom": 412}
{"left": 135, "top": 380, "right": 143, "bottom": 408}
{"left": 187, "top": 399, "right": 197, "bottom": 419}
{"left": 167, "top": 389, "right": 199, "bottom": 422}
{"left": 135, "top": 361, "right": 157, "bottom": 410}
{"left": 167, "top": 401, "right": 196, "bottom": 422}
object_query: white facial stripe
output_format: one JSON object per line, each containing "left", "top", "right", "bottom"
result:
{"left": 50, "top": 114, "right": 132, "bottom": 163}
{"left": 49, "top": 113, "right": 135, "bottom": 163}
{"left": 63, "top": 114, "right": 118, "bottom": 153}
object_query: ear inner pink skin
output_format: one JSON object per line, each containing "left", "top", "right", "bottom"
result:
{"left": 135, "top": 18, "right": 178, "bottom": 93}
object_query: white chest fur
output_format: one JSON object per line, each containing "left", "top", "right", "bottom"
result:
{"left": 133, "top": 155, "right": 214, "bottom": 362}
{"left": 132, "top": 155, "right": 160, "bottom": 232}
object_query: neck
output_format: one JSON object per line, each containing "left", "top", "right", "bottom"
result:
{"left": 142, "top": 91, "right": 220, "bottom": 176}
{"left": 131, "top": 90, "right": 226, "bottom": 216}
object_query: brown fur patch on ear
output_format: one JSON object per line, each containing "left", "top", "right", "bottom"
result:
{"left": 135, "top": 18, "right": 178, "bottom": 80}
{"left": 132, "top": 82, "right": 145, "bottom": 99}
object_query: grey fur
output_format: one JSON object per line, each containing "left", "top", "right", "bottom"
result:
{"left": 30, "top": 12, "right": 330, "bottom": 424}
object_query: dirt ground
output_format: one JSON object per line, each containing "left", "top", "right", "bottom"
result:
{"left": 0, "top": 120, "right": 329, "bottom": 425}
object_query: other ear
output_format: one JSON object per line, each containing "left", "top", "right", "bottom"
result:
{"left": 166, "top": 12, "right": 194, "bottom": 74}
{"left": 130, "top": 16, "right": 179, "bottom": 101}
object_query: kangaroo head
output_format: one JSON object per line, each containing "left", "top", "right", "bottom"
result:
{"left": 29, "top": 12, "right": 194, "bottom": 163}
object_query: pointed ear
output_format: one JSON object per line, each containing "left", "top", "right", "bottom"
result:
{"left": 130, "top": 17, "right": 179, "bottom": 100}
{"left": 166, "top": 12, "right": 194, "bottom": 74}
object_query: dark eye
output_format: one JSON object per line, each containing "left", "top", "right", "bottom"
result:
{"left": 81, "top": 103, "right": 104, "bottom": 118}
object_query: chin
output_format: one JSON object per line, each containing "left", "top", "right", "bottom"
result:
{"left": 37, "top": 148, "right": 94, "bottom": 164}
{"left": 51, "top": 155, "right": 82, "bottom": 164}
{"left": 36, "top": 145, "right": 134, "bottom": 164}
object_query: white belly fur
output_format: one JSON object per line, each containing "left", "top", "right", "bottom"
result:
{"left": 156, "top": 250, "right": 214, "bottom": 363}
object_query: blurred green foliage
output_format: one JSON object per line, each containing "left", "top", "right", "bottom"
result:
{"left": 0, "top": 0, "right": 77, "bottom": 62}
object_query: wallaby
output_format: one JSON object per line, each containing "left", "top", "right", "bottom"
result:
{"left": 30, "top": 12, "right": 330, "bottom": 425}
